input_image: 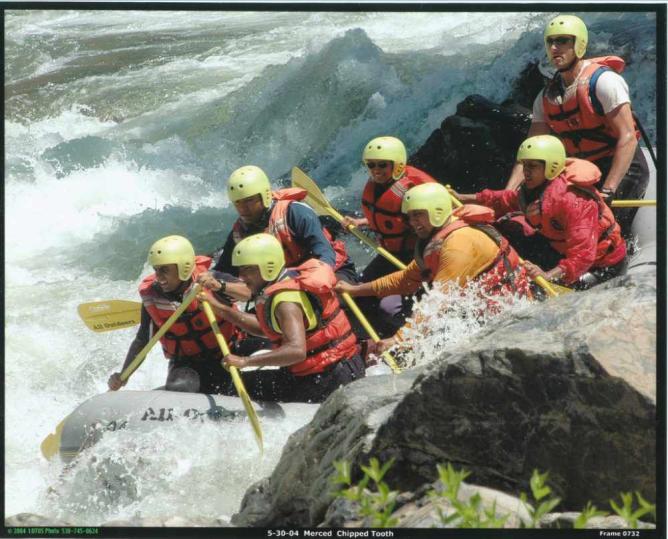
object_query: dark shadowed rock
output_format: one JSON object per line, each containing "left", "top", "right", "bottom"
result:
{"left": 233, "top": 270, "right": 656, "bottom": 526}
{"left": 408, "top": 60, "right": 547, "bottom": 193}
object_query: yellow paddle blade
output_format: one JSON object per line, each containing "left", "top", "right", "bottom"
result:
{"left": 40, "top": 418, "right": 65, "bottom": 460}
{"left": 201, "top": 301, "right": 263, "bottom": 453}
{"left": 78, "top": 300, "right": 142, "bottom": 332}
{"left": 611, "top": 199, "right": 656, "bottom": 208}
{"left": 292, "top": 167, "right": 407, "bottom": 270}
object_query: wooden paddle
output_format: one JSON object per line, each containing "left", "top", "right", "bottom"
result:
{"left": 200, "top": 300, "right": 264, "bottom": 453}
{"left": 40, "top": 286, "right": 201, "bottom": 460}
{"left": 291, "top": 167, "right": 407, "bottom": 270}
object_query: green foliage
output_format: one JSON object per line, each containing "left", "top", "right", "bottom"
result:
{"left": 610, "top": 491, "right": 656, "bottom": 528}
{"left": 574, "top": 501, "right": 608, "bottom": 529}
{"left": 429, "top": 463, "right": 508, "bottom": 528}
{"left": 519, "top": 469, "right": 562, "bottom": 528}
{"left": 331, "top": 457, "right": 399, "bottom": 528}
{"left": 331, "top": 459, "right": 655, "bottom": 530}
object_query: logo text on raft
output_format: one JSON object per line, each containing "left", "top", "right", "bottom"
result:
{"left": 140, "top": 407, "right": 244, "bottom": 422}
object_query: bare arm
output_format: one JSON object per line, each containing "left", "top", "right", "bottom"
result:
{"left": 506, "top": 122, "right": 551, "bottom": 190}
{"left": 226, "top": 302, "right": 308, "bottom": 369}
{"left": 601, "top": 103, "right": 638, "bottom": 193}
{"left": 199, "top": 291, "right": 265, "bottom": 337}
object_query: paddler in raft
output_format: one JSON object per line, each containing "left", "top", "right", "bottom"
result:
{"left": 200, "top": 233, "right": 365, "bottom": 403}
{"left": 504, "top": 14, "right": 649, "bottom": 237}
{"left": 454, "top": 135, "right": 627, "bottom": 290}
{"left": 108, "top": 235, "right": 241, "bottom": 395}
{"left": 339, "top": 136, "right": 438, "bottom": 336}
{"left": 335, "top": 182, "right": 531, "bottom": 356}
{"left": 204, "top": 165, "right": 357, "bottom": 304}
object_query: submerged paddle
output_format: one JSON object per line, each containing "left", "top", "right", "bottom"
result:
{"left": 340, "top": 293, "right": 401, "bottom": 374}
{"left": 200, "top": 300, "right": 264, "bottom": 453}
{"left": 78, "top": 300, "right": 142, "bottom": 332}
{"left": 291, "top": 167, "right": 407, "bottom": 271}
{"left": 40, "top": 286, "right": 201, "bottom": 460}
{"left": 445, "top": 186, "right": 572, "bottom": 298}
{"left": 611, "top": 199, "right": 656, "bottom": 208}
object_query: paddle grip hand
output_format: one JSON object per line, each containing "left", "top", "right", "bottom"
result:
{"left": 600, "top": 187, "right": 615, "bottom": 207}
{"left": 108, "top": 372, "right": 127, "bottom": 391}
{"left": 341, "top": 216, "right": 367, "bottom": 230}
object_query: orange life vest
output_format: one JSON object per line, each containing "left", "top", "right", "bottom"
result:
{"left": 415, "top": 205, "right": 531, "bottom": 299}
{"left": 254, "top": 259, "right": 358, "bottom": 376}
{"left": 542, "top": 56, "right": 640, "bottom": 163}
{"left": 232, "top": 188, "right": 349, "bottom": 271}
{"left": 517, "top": 158, "right": 624, "bottom": 264}
{"left": 361, "top": 165, "right": 437, "bottom": 253}
{"left": 139, "top": 255, "right": 237, "bottom": 360}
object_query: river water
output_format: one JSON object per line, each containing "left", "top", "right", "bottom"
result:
{"left": 4, "top": 7, "right": 657, "bottom": 525}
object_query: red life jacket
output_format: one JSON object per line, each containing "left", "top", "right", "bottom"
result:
{"left": 231, "top": 188, "right": 349, "bottom": 271}
{"left": 254, "top": 259, "right": 358, "bottom": 376}
{"left": 361, "top": 165, "right": 437, "bottom": 253}
{"left": 517, "top": 158, "right": 625, "bottom": 266}
{"left": 415, "top": 205, "right": 531, "bottom": 299}
{"left": 542, "top": 56, "right": 640, "bottom": 163}
{"left": 139, "top": 255, "right": 237, "bottom": 360}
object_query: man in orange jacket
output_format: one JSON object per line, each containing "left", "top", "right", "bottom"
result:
{"left": 505, "top": 14, "right": 648, "bottom": 236}
{"left": 336, "top": 183, "right": 531, "bottom": 355}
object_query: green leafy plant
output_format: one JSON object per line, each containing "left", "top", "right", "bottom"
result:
{"left": 331, "top": 457, "right": 399, "bottom": 528}
{"left": 573, "top": 501, "right": 609, "bottom": 528}
{"left": 610, "top": 492, "right": 656, "bottom": 528}
{"left": 332, "top": 459, "right": 655, "bottom": 530}
{"left": 519, "top": 469, "right": 562, "bottom": 528}
{"left": 429, "top": 462, "right": 508, "bottom": 528}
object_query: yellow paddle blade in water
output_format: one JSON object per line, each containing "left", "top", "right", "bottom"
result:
{"left": 40, "top": 418, "right": 66, "bottom": 460}
{"left": 77, "top": 300, "right": 142, "bottom": 332}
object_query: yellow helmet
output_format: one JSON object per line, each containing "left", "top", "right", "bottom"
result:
{"left": 362, "top": 136, "right": 407, "bottom": 180}
{"left": 232, "top": 233, "right": 285, "bottom": 282}
{"left": 401, "top": 183, "right": 453, "bottom": 227}
{"left": 148, "top": 235, "right": 196, "bottom": 281}
{"left": 544, "top": 15, "right": 588, "bottom": 59}
{"left": 227, "top": 165, "right": 272, "bottom": 208}
{"left": 516, "top": 135, "right": 566, "bottom": 180}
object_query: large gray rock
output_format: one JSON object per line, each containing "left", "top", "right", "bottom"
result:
{"left": 234, "top": 270, "right": 656, "bottom": 526}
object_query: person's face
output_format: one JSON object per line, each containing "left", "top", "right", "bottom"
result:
{"left": 234, "top": 194, "right": 266, "bottom": 225}
{"left": 237, "top": 265, "right": 266, "bottom": 295}
{"left": 407, "top": 209, "right": 435, "bottom": 239}
{"left": 154, "top": 264, "right": 183, "bottom": 293}
{"left": 365, "top": 160, "right": 394, "bottom": 184}
{"left": 546, "top": 34, "right": 576, "bottom": 70}
{"left": 522, "top": 159, "right": 548, "bottom": 190}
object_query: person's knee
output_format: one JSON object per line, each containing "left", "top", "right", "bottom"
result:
{"left": 165, "top": 367, "right": 201, "bottom": 393}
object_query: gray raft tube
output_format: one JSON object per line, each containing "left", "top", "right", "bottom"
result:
{"left": 627, "top": 146, "right": 657, "bottom": 274}
{"left": 58, "top": 390, "right": 316, "bottom": 462}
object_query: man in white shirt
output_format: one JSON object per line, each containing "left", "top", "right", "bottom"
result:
{"left": 506, "top": 14, "right": 649, "bottom": 236}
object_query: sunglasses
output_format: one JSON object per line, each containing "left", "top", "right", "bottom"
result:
{"left": 366, "top": 161, "right": 391, "bottom": 169}
{"left": 546, "top": 36, "right": 573, "bottom": 47}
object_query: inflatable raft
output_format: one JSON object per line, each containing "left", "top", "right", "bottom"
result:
{"left": 57, "top": 389, "right": 316, "bottom": 462}
{"left": 627, "top": 147, "right": 657, "bottom": 274}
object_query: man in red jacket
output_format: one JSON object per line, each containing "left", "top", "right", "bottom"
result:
{"left": 456, "top": 135, "right": 626, "bottom": 289}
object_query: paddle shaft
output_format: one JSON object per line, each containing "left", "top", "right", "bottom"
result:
{"left": 611, "top": 199, "right": 656, "bottom": 208}
{"left": 340, "top": 292, "right": 401, "bottom": 374}
{"left": 120, "top": 286, "right": 201, "bottom": 382}
{"left": 201, "top": 300, "right": 263, "bottom": 452}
